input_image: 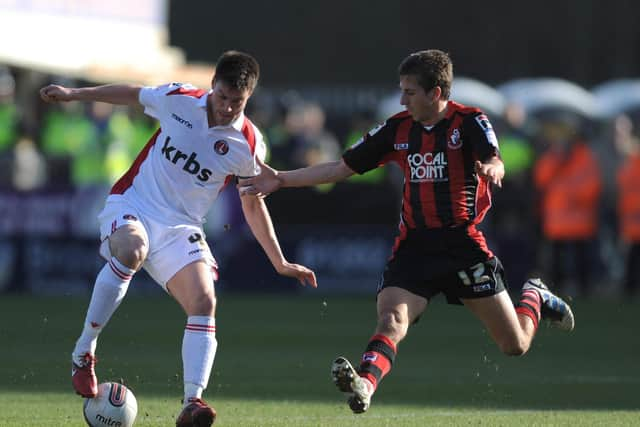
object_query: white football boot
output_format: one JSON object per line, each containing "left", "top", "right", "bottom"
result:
{"left": 331, "top": 356, "right": 373, "bottom": 414}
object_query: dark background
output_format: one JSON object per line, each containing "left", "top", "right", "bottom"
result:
{"left": 169, "top": 0, "right": 640, "bottom": 86}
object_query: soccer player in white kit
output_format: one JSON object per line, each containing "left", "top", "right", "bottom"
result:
{"left": 40, "top": 51, "right": 317, "bottom": 427}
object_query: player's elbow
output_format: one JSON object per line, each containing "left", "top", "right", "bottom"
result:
{"left": 336, "top": 160, "right": 356, "bottom": 180}
{"left": 240, "top": 192, "right": 262, "bottom": 213}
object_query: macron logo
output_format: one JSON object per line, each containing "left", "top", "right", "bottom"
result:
{"left": 171, "top": 113, "right": 193, "bottom": 129}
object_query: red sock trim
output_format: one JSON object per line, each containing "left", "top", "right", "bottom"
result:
{"left": 365, "top": 351, "right": 392, "bottom": 373}
{"left": 185, "top": 324, "right": 216, "bottom": 333}
{"left": 521, "top": 289, "right": 541, "bottom": 304}
{"left": 359, "top": 334, "right": 397, "bottom": 391}
{"left": 108, "top": 259, "right": 133, "bottom": 281}
{"left": 370, "top": 334, "right": 397, "bottom": 353}
{"left": 518, "top": 289, "right": 541, "bottom": 323}
{"left": 516, "top": 306, "right": 539, "bottom": 329}
{"left": 361, "top": 372, "right": 377, "bottom": 388}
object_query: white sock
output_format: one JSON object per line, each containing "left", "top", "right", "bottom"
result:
{"left": 73, "top": 257, "right": 135, "bottom": 357}
{"left": 362, "top": 377, "right": 375, "bottom": 395}
{"left": 182, "top": 316, "right": 217, "bottom": 402}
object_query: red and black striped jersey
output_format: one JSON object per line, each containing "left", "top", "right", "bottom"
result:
{"left": 343, "top": 101, "right": 500, "bottom": 231}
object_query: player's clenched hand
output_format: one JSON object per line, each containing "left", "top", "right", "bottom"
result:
{"left": 40, "top": 84, "right": 74, "bottom": 103}
{"left": 237, "top": 159, "right": 282, "bottom": 197}
{"left": 474, "top": 159, "right": 504, "bottom": 188}
{"left": 276, "top": 261, "right": 318, "bottom": 288}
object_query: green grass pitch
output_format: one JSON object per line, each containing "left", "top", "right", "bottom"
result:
{"left": 0, "top": 293, "right": 638, "bottom": 426}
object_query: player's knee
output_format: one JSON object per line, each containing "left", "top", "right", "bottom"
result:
{"left": 378, "top": 310, "right": 409, "bottom": 340}
{"left": 499, "top": 339, "right": 529, "bottom": 356}
{"left": 111, "top": 235, "right": 148, "bottom": 270}
{"left": 190, "top": 293, "right": 216, "bottom": 316}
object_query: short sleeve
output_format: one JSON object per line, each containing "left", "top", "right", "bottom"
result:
{"left": 138, "top": 82, "right": 196, "bottom": 121}
{"left": 254, "top": 130, "right": 267, "bottom": 163}
{"left": 238, "top": 127, "right": 267, "bottom": 178}
{"left": 342, "top": 121, "right": 396, "bottom": 174}
{"left": 463, "top": 112, "right": 501, "bottom": 161}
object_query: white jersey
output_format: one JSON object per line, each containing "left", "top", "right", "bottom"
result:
{"left": 108, "top": 83, "right": 266, "bottom": 225}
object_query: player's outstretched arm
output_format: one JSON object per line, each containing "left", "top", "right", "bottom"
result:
{"left": 239, "top": 192, "right": 317, "bottom": 288}
{"left": 238, "top": 159, "right": 355, "bottom": 197}
{"left": 40, "top": 83, "right": 143, "bottom": 105}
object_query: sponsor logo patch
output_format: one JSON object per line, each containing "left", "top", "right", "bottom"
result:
{"left": 408, "top": 151, "right": 448, "bottom": 182}
{"left": 171, "top": 112, "right": 193, "bottom": 129}
{"left": 362, "top": 352, "right": 378, "bottom": 362}
{"left": 448, "top": 128, "right": 462, "bottom": 149}
{"left": 161, "top": 136, "right": 213, "bottom": 181}
{"left": 474, "top": 114, "right": 499, "bottom": 148}
{"left": 472, "top": 282, "right": 493, "bottom": 292}
{"left": 394, "top": 142, "right": 409, "bottom": 150}
{"left": 475, "top": 114, "right": 492, "bottom": 130}
{"left": 350, "top": 123, "right": 386, "bottom": 150}
{"left": 214, "top": 139, "right": 229, "bottom": 155}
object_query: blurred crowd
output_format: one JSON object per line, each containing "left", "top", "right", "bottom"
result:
{"left": 1, "top": 65, "right": 639, "bottom": 299}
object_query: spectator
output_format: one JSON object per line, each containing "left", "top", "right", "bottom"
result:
{"left": 615, "top": 114, "right": 640, "bottom": 297}
{"left": 343, "top": 110, "right": 386, "bottom": 184}
{"left": 40, "top": 100, "right": 104, "bottom": 188}
{"left": 533, "top": 113, "right": 602, "bottom": 297}
{"left": 289, "top": 102, "right": 340, "bottom": 165}
{"left": 0, "top": 67, "right": 18, "bottom": 188}
{"left": 0, "top": 67, "right": 18, "bottom": 153}
{"left": 489, "top": 102, "right": 536, "bottom": 287}
{"left": 12, "top": 133, "right": 47, "bottom": 191}
{"left": 102, "top": 105, "right": 157, "bottom": 184}
{"left": 282, "top": 101, "right": 341, "bottom": 192}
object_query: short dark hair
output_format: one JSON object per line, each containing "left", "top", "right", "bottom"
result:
{"left": 398, "top": 50, "right": 453, "bottom": 99}
{"left": 214, "top": 50, "right": 260, "bottom": 92}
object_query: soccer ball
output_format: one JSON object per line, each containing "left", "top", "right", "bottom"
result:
{"left": 83, "top": 382, "right": 138, "bottom": 427}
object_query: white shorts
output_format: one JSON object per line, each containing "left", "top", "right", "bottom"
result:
{"left": 98, "top": 196, "right": 218, "bottom": 291}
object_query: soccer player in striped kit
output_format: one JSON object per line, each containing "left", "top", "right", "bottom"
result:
{"left": 40, "top": 51, "right": 317, "bottom": 426}
{"left": 239, "top": 49, "right": 574, "bottom": 413}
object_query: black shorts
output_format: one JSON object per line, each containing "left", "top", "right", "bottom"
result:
{"left": 379, "top": 226, "right": 507, "bottom": 305}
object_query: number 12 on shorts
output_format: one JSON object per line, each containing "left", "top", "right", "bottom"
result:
{"left": 457, "top": 262, "right": 491, "bottom": 286}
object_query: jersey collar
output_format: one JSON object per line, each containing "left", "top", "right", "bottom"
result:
{"left": 197, "top": 90, "right": 211, "bottom": 109}
{"left": 445, "top": 100, "right": 463, "bottom": 119}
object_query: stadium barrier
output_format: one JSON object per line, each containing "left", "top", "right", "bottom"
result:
{"left": 0, "top": 189, "right": 396, "bottom": 295}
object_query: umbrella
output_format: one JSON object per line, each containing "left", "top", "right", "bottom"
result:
{"left": 498, "top": 78, "right": 599, "bottom": 119}
{"left": 592, "top": 79, "right": 640, "bottom": 118}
